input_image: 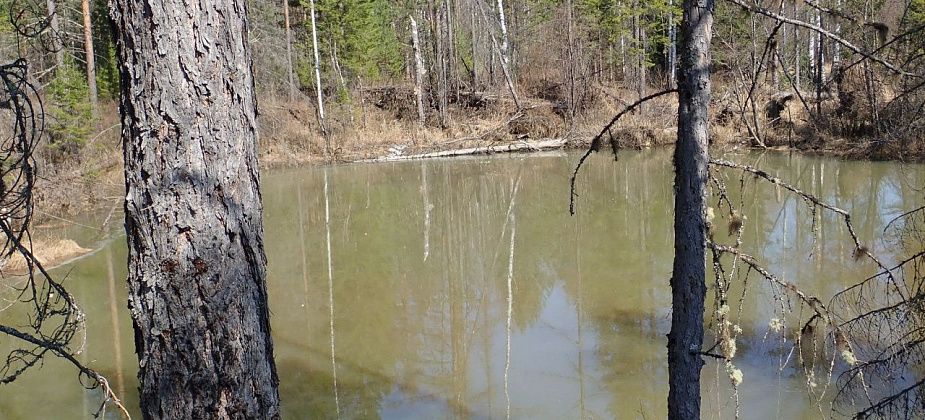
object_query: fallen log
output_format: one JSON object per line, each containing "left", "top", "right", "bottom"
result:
{"left": 357, "top": 138, "right": 569, "bottom": 163}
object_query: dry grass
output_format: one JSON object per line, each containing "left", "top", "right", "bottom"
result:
{"left": 1, "top": 238, "right": 93, "bottom": 275}
{"left": 36, "top": 77, "right": 922, "bottom": 227}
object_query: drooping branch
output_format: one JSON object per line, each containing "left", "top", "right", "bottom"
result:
{"left": 710, "top": 158, "right": 902, "bottom": 298}
{"left": 0, "top": 4, "right": 127, "bottom": 417}
{"left": 569, "top": 89, "right": 677, "bottom": 215}
{"left": 708, "top": 242, "right": 831, "bottom": 322}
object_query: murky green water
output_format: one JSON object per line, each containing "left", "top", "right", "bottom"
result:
{"left": 1, "top": 149, "right": 922, "bottom": 419}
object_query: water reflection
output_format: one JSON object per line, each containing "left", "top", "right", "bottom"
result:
{"left": 0, "top": 150, "right": 922, "bottom": 418}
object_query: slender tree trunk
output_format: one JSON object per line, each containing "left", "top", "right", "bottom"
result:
{"left": 330, "top": 40, "right": 348, "bottom": 96}
{"left": 794, "top": 0, "right": 801, "bottom": 91}
{"left": 768, "top": 39, "right": 779, "bottom": 89}
{"left": 639, "top": 25, "right": 647, "bottom": 110}
{"left": 411, "top": 15, "right": 427, "bottom": 127}
{"left": 496, "top": 0, "right": 511, "bottom": 75}
{"left": 566, "top": 0, "right": 576, "bottom": 120}
{"left": 110, "top": 0, "right": 281, "bottom": 418}
{"left": 283, "top": 0, "right": 297, "bottom": 100}
{"left": 446, "top": 0, "right": 459, "bottom": 101}
{"left": 469, "top": 3, "right": 478, "bottom": 89}
{"left": 81, "top": 0, "right": 98, "bottom": 119}
{"left": 46, "top": 0, "right": 64, "bottom": 70}
{"left": 308, "top": 0, "right": 327, "bottom": 139}
{"left": 436, "top": 0, "right": 449, "bottom": 127}
{"left": 477, "top": 0, "right": 520, "bottom": 109}
{"left": 621, "top": 32, "right": 627, "bottom": 81}
{"left": 814, "top": 9, "right": 823, "bottom": 114}
{"left": 668, "top": 0, "right": 713, "bottom": 418}
{"left": 668, "top": 0, "right": 677, "bottom": 89}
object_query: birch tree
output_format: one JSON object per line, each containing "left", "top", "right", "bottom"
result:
{"left": 496, "top": 0, "right": 511, "bottom": 71}
{"left": 307, "top": 0, "right": 327, "bottom": 138}
{"left": 411, "top": 14, "right": 427, "bottom": 127}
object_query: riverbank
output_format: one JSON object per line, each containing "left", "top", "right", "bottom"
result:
{"left": 24, "top": 81, "right": 918, "bottom": 269}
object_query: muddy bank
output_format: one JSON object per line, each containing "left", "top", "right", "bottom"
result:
{"left": 1, "top": 239, "right": 93, "bottom": 276}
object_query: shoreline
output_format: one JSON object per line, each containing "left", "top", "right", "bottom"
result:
{"left": 21, "top": 140, "right": 924, "bottom": 272}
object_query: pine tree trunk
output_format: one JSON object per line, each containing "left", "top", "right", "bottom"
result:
{"left": 668, "top": 0, "right": 713, "bottom": 418}
{"left": 110, "top": 1, "right": 281, "bottom": 418}
{"left": 81, "top": 0, "right": 98, "bottom": 118}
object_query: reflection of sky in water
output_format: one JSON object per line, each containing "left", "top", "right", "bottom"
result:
{"left": 1, "top": 150, "right": 923, "bottom": 419}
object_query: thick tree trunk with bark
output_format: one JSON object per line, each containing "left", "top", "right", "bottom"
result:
{"left": 110, "top": 1, "right": 281, "bottom": 418}
{"left": 81, "top": 0, "right": 98, "bottom": 118}
{"left": 668, "top": 0, "right": 713, "bottom": 418}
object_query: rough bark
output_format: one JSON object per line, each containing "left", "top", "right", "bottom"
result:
{"left": 110, "top": 1, "right": 281, "bottom": 418}
{"left": 667, "top": 0, "right": 713, "bottom": 418}
{"left": 81, "top": 0, "right": 98, "bottom": 118}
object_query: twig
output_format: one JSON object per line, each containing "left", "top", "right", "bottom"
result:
{"left": 710, "top": 158, "right": 902, "bottom": 299}
{"left": 725, "top": 0, "right": 918, "bottom": 78}
{"left": 569, "top": 89, "right": 678, "bottom": 215}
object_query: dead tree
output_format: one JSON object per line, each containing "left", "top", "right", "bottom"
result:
{"left": 411, "top": 15, "right": 427, "bottom": 127}
{"left": 666, "top": 0, "right": 714, "bottom": 418}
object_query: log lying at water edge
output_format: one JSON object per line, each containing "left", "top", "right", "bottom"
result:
{"left": 357, "top": 138, "right": 570, "bottom": 163}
